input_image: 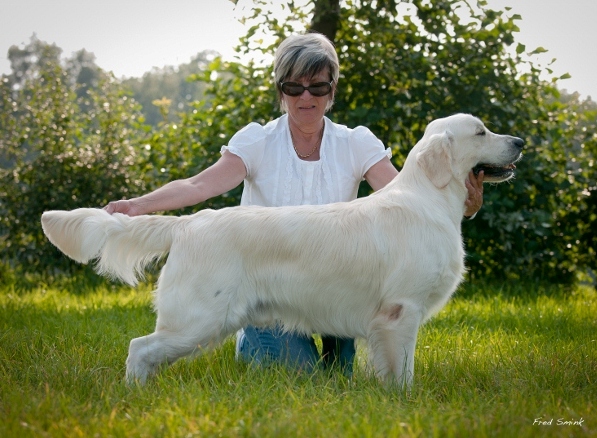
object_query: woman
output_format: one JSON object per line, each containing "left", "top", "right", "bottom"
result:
{"left": 105, "top": 33, "right": 484, "bottom": 374}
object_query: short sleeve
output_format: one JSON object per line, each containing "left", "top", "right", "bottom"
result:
{"left": 220, "top": 122, "right": 267, "bottom": 178}
{"left": 349, "top": 126, "right": 392, "bottom": 179}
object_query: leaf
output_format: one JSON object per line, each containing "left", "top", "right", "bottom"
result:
{"left": 530, "top": 46, "right": 548, "bottom": 55}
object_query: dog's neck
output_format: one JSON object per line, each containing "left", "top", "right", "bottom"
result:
{"left": 384, "top": 165, "right": 468, "bottom": 226}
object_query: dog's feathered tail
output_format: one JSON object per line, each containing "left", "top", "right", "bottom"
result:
{"left": 41, "top": 208, "right": 179, "bottom": 285}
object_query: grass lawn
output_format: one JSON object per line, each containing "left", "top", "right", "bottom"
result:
{"left": 0, "top": 277, "right": 595, "bottom": 437}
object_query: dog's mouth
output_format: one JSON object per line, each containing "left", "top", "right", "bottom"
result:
{"left": 472, "top": 163, "right": 516, "bottom": 181}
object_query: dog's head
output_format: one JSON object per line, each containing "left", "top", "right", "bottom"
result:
{"left": 415, "top": 113, "right": 524, "bottom": 188}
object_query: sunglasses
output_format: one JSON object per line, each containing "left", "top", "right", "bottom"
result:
{"left": 279, "top": 81, "right": 333, "bottom": 97}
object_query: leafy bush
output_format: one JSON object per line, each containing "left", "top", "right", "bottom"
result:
{"left": 0, "top": 45, "right": 148, "bottom": 271}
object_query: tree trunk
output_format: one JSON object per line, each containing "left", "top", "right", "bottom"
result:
{"left": 309, "top": 0, "right": 341, "bottom": 44}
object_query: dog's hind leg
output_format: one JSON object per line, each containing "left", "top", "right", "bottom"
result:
{"left": 366, "top": 302, "right": 423, "bottom": 388}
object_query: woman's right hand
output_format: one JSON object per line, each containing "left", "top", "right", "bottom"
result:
{"left": 104, "top": 199, "right": 141, "bottom": 216}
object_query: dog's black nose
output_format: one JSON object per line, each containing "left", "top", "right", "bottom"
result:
{"left": 512, "top": 137, "right": 524, "bottom": 150}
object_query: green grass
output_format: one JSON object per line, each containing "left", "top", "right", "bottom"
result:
{"left": 1, "top": 278, "right": 595, "bottom": 437}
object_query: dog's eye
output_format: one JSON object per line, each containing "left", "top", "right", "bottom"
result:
{"left": 476, "top": 130, "right": 486, "bottom": 136}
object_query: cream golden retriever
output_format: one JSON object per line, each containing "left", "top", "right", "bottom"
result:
{"left": 41, "top": 114, "right": 523, "bottom": 387}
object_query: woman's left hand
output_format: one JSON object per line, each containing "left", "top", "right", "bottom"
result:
{"left": 464, "top": 170, "right": 484, "bottom": 217}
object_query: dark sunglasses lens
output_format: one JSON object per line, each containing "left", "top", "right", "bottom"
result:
{"left": 281, "top": 82, "right": 332, "bottom": 96}
{"left": 281, "top": 83, "right": 305, "bottom": 96}
{"left": 309, "top": 83, "right": 332, "bottom": 96}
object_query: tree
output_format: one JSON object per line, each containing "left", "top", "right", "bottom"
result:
{"left": 65, "top": 49, "right": 104, "bottom": 110}
{"left": 310, "top": 0, "right": 341, "bottom": 40}
{"left": 0, "top": 37, "right": 148, "bottom": 272}
{"left": 6, "top": 35, "right": 62, "bottom": 89}
{"left": 122, "top": 51, "right": 218, "bottom": 126}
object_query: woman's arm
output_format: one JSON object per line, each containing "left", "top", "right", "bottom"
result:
{"left": 364, "top": 157, "right": 399, "bottom": 191}
{"left": 104, "top": 151, "right": 247, "bottom": 216}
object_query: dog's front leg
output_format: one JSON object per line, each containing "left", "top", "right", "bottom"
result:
{"left": 125, "top": 330, "right": 204, "bottom": 385}
{"left": 366, "top": 302, "right": 423, "bottom": 388}
{"left": 126, "top": 334, "right": 162, "bottom": 384}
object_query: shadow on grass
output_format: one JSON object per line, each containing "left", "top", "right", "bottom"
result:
{"left": 2, "top": 264, "right": 163, "bottom": 296}
{"left": 456, "top": 279, "right": 583, "bottom": 301}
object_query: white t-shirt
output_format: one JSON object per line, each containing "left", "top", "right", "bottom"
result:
{"left": 221, "top": 114, "right": 391, "bottom": 207}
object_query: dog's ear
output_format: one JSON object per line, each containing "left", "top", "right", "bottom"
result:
{"left": 416, "top": 132, "right": 453, "bottom": 188}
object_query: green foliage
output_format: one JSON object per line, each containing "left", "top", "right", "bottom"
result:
{"left": 1, "top": 2, "right": 596, "bottom": 284}
{"left": 178, "top": 0, "right": 596, "bottom": 284}
{"left": 323, "top": 0, "right": 597, "bottom": 283}
{"left": 335, "top": 0, "right": 530, "bottom": 145}
{"left": 482, "top": 95, "right": 597, "bottom": 283}
{"left": 0, "top": 39, "right": 148, "bottom": 271}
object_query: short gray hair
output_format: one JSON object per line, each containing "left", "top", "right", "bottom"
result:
{"left": 274, "top": 33, "right": 339, "bottom": 112}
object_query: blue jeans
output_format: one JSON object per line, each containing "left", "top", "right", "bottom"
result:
{"left": 236, "top": 325, "right": 355, "bottom": 376}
